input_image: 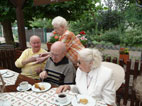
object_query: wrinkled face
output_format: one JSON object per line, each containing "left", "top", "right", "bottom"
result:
{"left": 30, "top": 38, "right": 41, "bottom": 53}
{"left": 77, "top": 56, "right": 92, "bottom": 73}
{"left": 53, "top": 25, "right": 64, "bottom": 35}
{"left": 50, "top": 47, "right": 65, "bottom": 63}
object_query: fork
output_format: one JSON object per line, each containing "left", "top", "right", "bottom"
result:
{"left": 75, "top": 94, "right": 80, "bottom": 104}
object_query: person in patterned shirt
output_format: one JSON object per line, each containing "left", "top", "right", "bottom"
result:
{"left": 51, "top": 16, "right": 85, "bottom": 66}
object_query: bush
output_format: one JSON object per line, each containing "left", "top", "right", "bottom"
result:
{"left": 122, "top": 29, "right": 142, "bottom": 46}
{"left": 100, "top": 29, "right": 121, "bottom": 45}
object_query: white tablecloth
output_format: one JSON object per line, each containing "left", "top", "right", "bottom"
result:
{"left": 0, "top": 88, "right": 107, "bottom": 106}
{"left": 0, "top": 69, "right": 19, "bottom": 86}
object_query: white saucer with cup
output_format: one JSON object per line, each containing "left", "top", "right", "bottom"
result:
{"left": 17, "top": 81, "right": 32, "bottom": 91}
{"left": 55, "top": 93, "right": 71, "bottom": 105}
{"left": 57, "top": 93, "right": 67, "bottom": 103}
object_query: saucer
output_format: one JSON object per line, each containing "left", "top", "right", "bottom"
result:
{"left": 54, "top": 97, "right": 71, "bottom": 106}
{"left": 0, "top": 100, "right": 11, "bottom": 106}
{"left": 2, "top": 72, "right": 14, "bottom": 78}
{"left": 17, "top": 84, "right": 32, "bottom": 92}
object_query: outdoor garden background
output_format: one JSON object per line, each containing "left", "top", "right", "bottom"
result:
{"left": 0, "top": 0, "right": 142, "bottom": 61}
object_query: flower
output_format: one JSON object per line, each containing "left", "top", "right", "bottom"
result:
{"left": 120, "top": 48, "right": 129, "bottom": 54}
{"left": 48, "top": 31, "right": 59, "bottom": 43}
{"left": 76, "top": 31, "right": 88, "bottom": 46}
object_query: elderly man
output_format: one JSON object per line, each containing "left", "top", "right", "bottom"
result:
{"left": 40, "top": 41, "right": 76, "bottom": 85}
{"left": 15, "top": 35, "right": 47, "bottom": 79}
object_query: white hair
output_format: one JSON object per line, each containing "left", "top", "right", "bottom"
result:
{"left": 133, "top": 75, "right": 142, "bottom": 101}
{"left": 52, "top": 16, "right": 68, "bottom": 28}
{"left": 78, "top": 48, "right": 102, "bottom": 69}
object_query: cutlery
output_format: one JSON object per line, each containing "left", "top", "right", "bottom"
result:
{"left": 75, "top": 94, "right": 80, "bottom": 104}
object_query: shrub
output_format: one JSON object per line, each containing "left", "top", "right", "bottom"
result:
{"left": 101, "top": 29, "right": 121, "bottom": 45}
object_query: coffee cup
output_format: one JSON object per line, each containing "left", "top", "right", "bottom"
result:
{"left": 19, "top": 81, "right": 28, "bottom": 90}
{"left": 57, "top": 93, "right": 67, "bottom": 103}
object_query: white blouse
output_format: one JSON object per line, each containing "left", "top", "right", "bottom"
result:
{"left": 70, "top": 65, "right": 116, "bottom": 105}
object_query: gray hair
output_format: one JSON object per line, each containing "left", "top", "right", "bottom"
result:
{"left": 133, "top": 75, "right": 142, "bottom": 101}
{"left": 52, "top": 16, "right": 68, "bottom": 28}
{"left": 78, "top": 48, "right": 102, "bottom": 69}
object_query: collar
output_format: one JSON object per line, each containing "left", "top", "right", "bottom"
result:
{"left": 50, "top": 56, "right": 69, "bottom": 66}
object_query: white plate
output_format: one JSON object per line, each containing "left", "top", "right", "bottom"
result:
{"left": 17, "top": 84, "right": 32, "bottom": 92}
{"left": 54, "top": 97, "right": 71, "bottom": 106}
{"left": 0, "top": 69, "right": 8, "bottom": 75}
{"left": 32, "top": 82, "right": 51, "bottom": 92}
{"left": 0, "top": 100, "right": 11, "bottom": 106}
{"left": 71, "top": 95, "right": 96, "bottom": 106}
{"left": 2, "top": 72, "right": 14, "bottom": 78}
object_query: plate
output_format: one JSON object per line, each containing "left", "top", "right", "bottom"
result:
{"left": 32, "top": 82, "right": 51, "bottom": 92}
{"left": 54, "top": 97, "right": 71, "bottom": 106}
{"left": 0, "top": 69, "right": 8, "bottom": 75}
{"left": 2, "top": 72, "right": 14, "bottom": 78}
{"left": 0, "top": 100, "right": 11, "bottom": 106}
{"left": 71, "top": 95, "right": 96, "bottom": 106}
{"left": 17, "top": 84, "right": 32, "bottom": 92}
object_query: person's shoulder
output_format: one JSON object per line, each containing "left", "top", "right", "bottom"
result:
{"left": 23, "top": 48, "right": 32, "bottom": 52}
{"left": 40, "top": 48, "right": 48, "bottom": 53}
{"left": 64, "top": 30, "right": 74, "bottom": 36}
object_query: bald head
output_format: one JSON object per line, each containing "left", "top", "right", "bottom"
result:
{"left": 50, "top": 41, "right": 66, "bottom": 63}
{"left": 51, "top": 41, "right": 66, "bottom": 54}
{"left": 30, "top": 35, "right": 41, "bottom": 43}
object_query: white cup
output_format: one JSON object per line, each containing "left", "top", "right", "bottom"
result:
{"left": 19, "top": 81, "right": 28, "bottom": 90}
{"left": 57, "top": 93, "right": 67, "bottom": 104}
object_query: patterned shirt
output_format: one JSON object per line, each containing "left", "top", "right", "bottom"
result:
{"left": 59, "top": 30, "right": 84, "bottom": 65}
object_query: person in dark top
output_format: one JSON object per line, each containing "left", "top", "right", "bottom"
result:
{"left": 39, "top": 41, "right": 76, "bottom": 86}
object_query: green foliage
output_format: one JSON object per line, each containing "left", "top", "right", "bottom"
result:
{"left": 121, "top": 28, "right": 142, "bottom": 46}
{"left": 100, "top": 29, "right": 121, "bottom": 45}
{"left": 120, "top": 48, "right": 129, "bottom": 54}
{"left": 29, "top": 18, "right": 52, "bottom": 28}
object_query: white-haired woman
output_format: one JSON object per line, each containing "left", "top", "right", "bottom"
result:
{"left": 56, "top": 48, "right": 116, "bottom": 106}
{"left": 51, "top": 16, "right": 84, "bottom": 65}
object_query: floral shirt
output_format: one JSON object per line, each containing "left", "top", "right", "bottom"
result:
{"left": 59, "top": 30, "right": 84, "bottom": 65}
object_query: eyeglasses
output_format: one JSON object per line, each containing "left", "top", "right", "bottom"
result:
{"left": 77, "top": 60, "right": 81, "bottom": 64}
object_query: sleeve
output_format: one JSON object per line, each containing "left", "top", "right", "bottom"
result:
{"left": 64, "top": 64, "right": 76, "bottom": 84}
{"left": 61, "top": 32, "right": 75, "bottom": 50}
{"left": 15, "top": 49, "right": 28, "bottom": 68}
{"left": 102, "top": 77, "right": 116, "bottom": 105}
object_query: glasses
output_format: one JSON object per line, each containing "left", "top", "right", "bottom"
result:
{"left": 50, "top": 52, "right": 61, "bottom": 57}
{"left": 77, "top": 60, "right": 81, "bottom": 64}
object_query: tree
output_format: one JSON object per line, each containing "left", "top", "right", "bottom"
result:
{"left": 0, "top": 0, "right": 95, "bottom": 45}
{"left": 0, "top": 1, "right": 16, "bottom": 44}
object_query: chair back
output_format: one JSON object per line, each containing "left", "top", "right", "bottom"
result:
{"left": 102, "top": 62, "right": 125, "bottom": 90}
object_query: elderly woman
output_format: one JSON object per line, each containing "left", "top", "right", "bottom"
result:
{"left": 51, "top": 16, "right": 84, "bottom": 65}
{"left": 56, "top": 48, "right": 116, "bottom": 106}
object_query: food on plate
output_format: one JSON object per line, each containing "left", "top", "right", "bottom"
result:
{"left": 34, "top": 83, "right": 45, "bottom": 90}
{"left": 79, "top": 98, "right": 88, "bottom": 104}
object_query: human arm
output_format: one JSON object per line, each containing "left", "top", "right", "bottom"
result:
{"left": 15, "top": 49, "right": 37, "bottom": 68}
{"left": 35, "top": 52, "right": 50, "bottom": 63}
{"left": 102, "top": 79, "right": 116, "bottom": 106}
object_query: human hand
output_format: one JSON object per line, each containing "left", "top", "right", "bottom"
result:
{"left": 56, "top": 85, "right": 71, "bottom": 94}
{"left": 35, "top": 68, "right": 42, "bottom": 75}
{"left": 39, "top": 52, "right": 50, "bottom": 57}
{"left": 39, "top": 71, "right": 48, "bottom": 79}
